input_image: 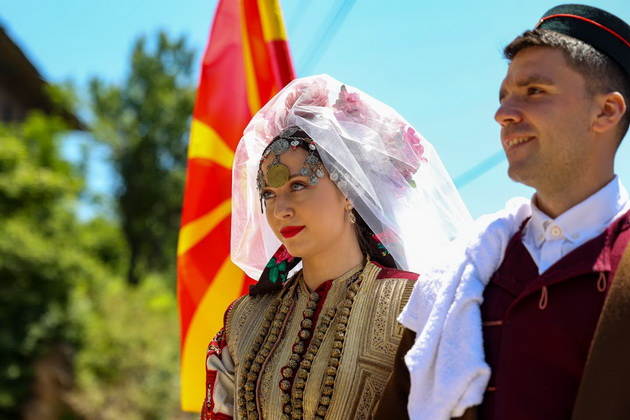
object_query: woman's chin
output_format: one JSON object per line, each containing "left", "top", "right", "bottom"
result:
{"left": 283, "top": 246, "right": 301, "bottom": 259}
{"left": 281, "top": 243, "right": 306, "bottom": 260}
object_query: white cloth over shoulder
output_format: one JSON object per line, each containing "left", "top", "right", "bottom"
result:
{"left": 399, "top": 197, "right": 531, "bottom": 419}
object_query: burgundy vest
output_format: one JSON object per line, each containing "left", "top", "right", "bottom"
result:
{"left": 479, "top": 210, "right": 630, "bottom": 420}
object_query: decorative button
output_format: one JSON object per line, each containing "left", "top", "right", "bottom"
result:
{"left": 551, "top": 226, "right": 561, "bottom": 237}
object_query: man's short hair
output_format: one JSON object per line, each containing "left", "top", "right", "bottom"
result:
{"left": 504, "top": 29, "right": 630, "bottom": 142}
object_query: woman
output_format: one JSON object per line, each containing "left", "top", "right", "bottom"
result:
{"left": 202, "top": 75, "right": 470, "bottom": 419}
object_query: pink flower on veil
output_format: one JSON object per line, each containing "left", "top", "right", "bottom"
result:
{"left": 334, "top": 86, "right": 362, "bottom": 114}
{"left": 257, "top": 79, "right": 329, "bottom": 140}
{"left": 333, "top": 85, "right": 373, "bottom": 124}
{"left": 402, "top": 126, "right": 428, "bottom": 163}
{"left": 285, "top": 78, "right": 329, "bottom": 110}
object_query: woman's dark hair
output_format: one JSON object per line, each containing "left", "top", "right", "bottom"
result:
{"left": 353, "top": 210, "right": 397, "bottom": 269}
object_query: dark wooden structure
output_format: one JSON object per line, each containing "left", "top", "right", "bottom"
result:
{"left": 0, "top": 26, "right": 81, "bottom": 127}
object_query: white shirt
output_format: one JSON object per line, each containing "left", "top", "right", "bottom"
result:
{"left": 522, "top": 176, "right": 630, "bottom": 274}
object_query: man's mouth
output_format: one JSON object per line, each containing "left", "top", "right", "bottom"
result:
{"left": 505, "top": 136, "right": 534, "bottom": 149}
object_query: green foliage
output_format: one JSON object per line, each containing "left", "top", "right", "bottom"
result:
{"left": 0, "top": 114, "right": 118, "bottom": 417}
{"left": 67, "top": 274, "right": 195, "bottom": 420}
{"left": 0, "top": 113, "right": 79, "bottom": 217}
{"left": 0, "top": 111, "right": 190, "bottom": 418}
{"left": 89, "top": 31, "right": 196, "bottom": 284}
{"left": 75, "top": 217, "right": 130, "bottom": 278}
{"left": 2, "top": 31, "right": 200, "bottom": 417}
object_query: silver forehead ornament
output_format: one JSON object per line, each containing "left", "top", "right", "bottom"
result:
{"left": 257, "top": 127, "right": 326, "bottom": 192}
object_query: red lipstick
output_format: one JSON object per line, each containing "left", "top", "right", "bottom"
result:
{"left": 280, "top": 226, "right": 305, "bottom": 238}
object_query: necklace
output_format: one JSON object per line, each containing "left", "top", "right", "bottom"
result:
{"left": 280, "top": 271, "right": 362, "bottom": 419}
{"left": 237, "top": 294, "right": 292, "bottom": 419}
{"left": 237, "top": 264, "right": 364, "bottom": 419}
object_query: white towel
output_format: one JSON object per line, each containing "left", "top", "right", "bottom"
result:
{"left": 399, "top": 197, "right": 531, "bottom": 419}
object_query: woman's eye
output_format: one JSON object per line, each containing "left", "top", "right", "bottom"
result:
{"left": 261, "top": 190, "right": 276, "bottom": 200}
{"left": 290, "top": 182, "right": 307, "bottom": 192}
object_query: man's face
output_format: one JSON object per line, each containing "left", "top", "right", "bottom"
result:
{"left": 495, "top": 47, "right": 599, "bottom": 194}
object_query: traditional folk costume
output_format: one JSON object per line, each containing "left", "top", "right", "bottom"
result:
{"left": 205, "top": 262, "right": 416, "bottom": 419}
{"left": 480, "top": 178, "right": 630, "bottom": 419}
{"left": 375, "top": 185, "right": 630, "bottom": 420}
{"left": 200, "top": 75, "right": 471, "bottom": 419}
{"left": 374, "top": 5, "right": 630, "bottom": 420}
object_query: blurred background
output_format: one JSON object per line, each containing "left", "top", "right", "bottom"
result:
{"left": 1, "top": 0, "right": 628, "bottom": 418}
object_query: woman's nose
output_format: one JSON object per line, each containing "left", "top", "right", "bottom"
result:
{"left": 273, "top": 194, "right": 294, "bottom": 219}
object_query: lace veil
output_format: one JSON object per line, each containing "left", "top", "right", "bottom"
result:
{"left": 231, "top": 74, "right": 471, "bottom": 279}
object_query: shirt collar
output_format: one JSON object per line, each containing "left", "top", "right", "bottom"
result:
{"left": 526, "top": 176, "right": 629, "bottom": 248}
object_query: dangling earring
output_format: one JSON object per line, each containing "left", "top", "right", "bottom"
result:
{"left": 346, "top": 204, "right": 356, "bottom": 224}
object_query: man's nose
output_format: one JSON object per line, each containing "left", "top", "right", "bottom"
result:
{"left": 495, "top": 97, "right": 523, "bottom": 127}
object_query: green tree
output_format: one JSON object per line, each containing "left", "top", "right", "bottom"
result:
{"left": 89, "top": 31, "right": 196, "bottom": 285}
{"left": 67, "top": 273, "right": 193, "bottom": 420}
{"left": 0, "top": 111, "right": 192, "bottom": 419}
{"left": 0, "top": 112, "right": 121, "bottom": 418}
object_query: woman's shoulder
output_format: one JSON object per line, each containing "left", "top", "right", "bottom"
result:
{"left": 224, "top": 291, "right": 280, "bottom": 325}
{"left": 228, "top": 289, "right": 278, "bottom": 317}
{"left": 370, "top": 261, "right": 419, "bottom": 281}
{"left": 225, "top": 290, "right": 279, "bottom": 339}
{"left": 360, "top": 262, "right": 417, "bottom": 308}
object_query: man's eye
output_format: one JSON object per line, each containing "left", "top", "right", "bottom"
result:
{"left": 528, "top": 87, "right": 544, "bottom": 95}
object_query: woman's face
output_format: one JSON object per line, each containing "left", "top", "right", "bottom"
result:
{"left": 260, "top": 147, "right": 356, "bottom": 260}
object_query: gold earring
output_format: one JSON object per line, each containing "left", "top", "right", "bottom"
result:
{"left": 347, "top": 211, "right": 356, "bottom": 224}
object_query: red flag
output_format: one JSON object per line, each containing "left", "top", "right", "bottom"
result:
{"left": 177, "top": 0, "right": 294, "bottom": 411}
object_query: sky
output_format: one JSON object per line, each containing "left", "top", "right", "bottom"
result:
{"left": 1, "top": 0, "right": 629, "bottom": 218}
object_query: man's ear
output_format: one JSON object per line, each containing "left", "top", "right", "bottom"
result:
{"left": 592, "top": 91, "right": 626, "bottom": 134}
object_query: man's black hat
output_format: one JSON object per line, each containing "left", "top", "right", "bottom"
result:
{"left": 536, "top": 4, "right": 630, "bottom": 77}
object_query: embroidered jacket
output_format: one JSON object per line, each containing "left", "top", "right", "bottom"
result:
{"left": 201, "top": 261, "right": 417, "bottom": 420}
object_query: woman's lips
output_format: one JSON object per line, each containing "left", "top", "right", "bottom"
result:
{"left": 280, "top": 226, "right": 305, "bottom": 238}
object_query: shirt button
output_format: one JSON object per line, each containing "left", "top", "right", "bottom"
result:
{"left": 551, "top": 227, "right": 561, "bottom": 237}
{"left": 572, "top": 233, "right": 579, "bottom": 239}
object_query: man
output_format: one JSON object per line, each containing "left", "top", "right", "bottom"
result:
{"left": 374, "top": 4, "right": 630, "bottom": 419}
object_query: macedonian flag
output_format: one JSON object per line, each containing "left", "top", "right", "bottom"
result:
{"left": 177, "top": 0, "right": 295, "bottom": 411}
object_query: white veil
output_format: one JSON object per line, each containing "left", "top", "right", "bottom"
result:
{"left": 231, "top": 74, "right": 472, "bottom": 279}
